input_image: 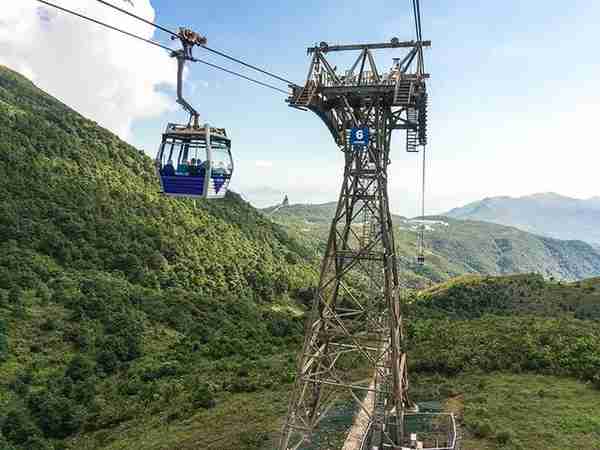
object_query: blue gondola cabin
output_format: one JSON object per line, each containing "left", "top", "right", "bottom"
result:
{"left": 155, "top": 123, "right": 233, "bottom": 199}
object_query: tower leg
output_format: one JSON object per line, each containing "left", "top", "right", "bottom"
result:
{"left": 279, "top": 118, "right": 410, "bottom": 450}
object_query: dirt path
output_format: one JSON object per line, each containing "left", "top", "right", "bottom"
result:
{"left": 342, "top": 379, "right": 376, "bottom": 450}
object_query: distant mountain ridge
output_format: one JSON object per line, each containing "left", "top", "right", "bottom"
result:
{"left": 445, "top": 193, "right": 600, "bottom": 245}
{"left": 263, "top": 202, "right": 600, "bottom": 284}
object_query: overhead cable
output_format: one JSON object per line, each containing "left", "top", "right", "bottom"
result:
{"left": 34, "top": 0, "right": 291, "bottom": 95}
{"left": 191, "top": 58, "right": 290, "bottom": 94}
{"left": 94, "top": 0, "right": 298, "bottom": 86}
{"left": 200, "top": 46, "right": 299, "bottom": 87}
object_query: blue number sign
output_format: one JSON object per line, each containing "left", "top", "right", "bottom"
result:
{"left": 350, "top": 127, "right": 369, "bottom": 146}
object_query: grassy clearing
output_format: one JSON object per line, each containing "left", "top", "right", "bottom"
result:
{"left": 70, "top": 371, "right": 600, "bottom": 450}
{"left": 68, "top": 386, "right": 291, "bottom": 450}
{"left": 412, "top": 372, "right": 600, "bottom": 450}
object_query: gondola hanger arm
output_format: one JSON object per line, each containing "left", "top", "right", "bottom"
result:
{"left": 169, "top": 28, "right": 208, "bottom": 128}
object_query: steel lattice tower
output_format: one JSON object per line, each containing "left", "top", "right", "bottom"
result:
{"left": 279, "top": 38, "right": 429, "bottom": 450}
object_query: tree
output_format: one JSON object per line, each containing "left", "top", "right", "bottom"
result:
{"left": 0, "top": 319, "right": 8, "bottom": 362}
{"left": 65, "top": 355, "right": 95, "bottom": 382}
{"left": 1, "top": 408, "right": 38, "bottom": 445}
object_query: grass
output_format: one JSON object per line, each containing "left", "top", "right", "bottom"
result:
{"left": 412, "top": 372, "right": 600, "bottom": 450}
{"left": 67, "top": 380, "right": 292, "bottom": 450}
{"left": 62, "top": 371, "right": 600, "bottom": 450}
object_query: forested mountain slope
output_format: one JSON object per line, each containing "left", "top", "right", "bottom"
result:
{"left": 445, "top": 192, "right": 600, "bottom": 245}
{"left": 0, "top": 65, "right": 315, "bottom": 449}
{"left": 264, "top": 203, "right": 600, "bottom": 284}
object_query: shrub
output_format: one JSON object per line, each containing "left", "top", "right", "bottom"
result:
{"left": 267, "top": 316, "right": 297, "bottom": 338}
{"left": 470, "top": 419, "right": 493, "bottom": 438}
{"left": 1, "top": 408, "right": 38, "bottom": 445}
{"left": 8, "top": 288, "right": 22, "bottom": 305}
{"left": 294, "top": 287, "right": 316, "bottom": 306}
{"left": 191, "top": 383, "right": 216, "bottom": 409}
{"left": 0, "top": 434, "right": 18, "bottom": 450}
{"left": 592, "top": 374, "right": 600, "bottom": 390}
{"left": 96, "top": 348, "right": 120, "bottom": 374}
{"left": 37, "top": 284, "right": 52, "bottom": 304}
{"left": 68, "top": 377, "right": 96, "bottom": 405}
{"left": 40, "top": 317, "right": 57, "bottom": 332}
{"left": 0, "top": 319, "right": 8, "bottom": 362}
{"left": 96, "top": 324, "right": 143, "bottom": 374}
{"left": 496, "top": 430, "right": 515, "bottom": 445}
{"left": 118, "top": 375, "right": 144, "bottom": 396}
{"left": 238, "top": 430, "right": 269, "bottom": 449}
{"left": 229, "top": 378, "right": 259, "bottom": 393}
{"left": 28, "top": 390, "right": 84, "bottom": 438}
{"left": 136, "top": 360, "right": 180, "bottom": 382}
{"left": 574, "top": 304, "right": 600, "bottom": 321}
{"left": 29, "top": 343, "right": 42, "bottom": 353}
{"left": 65, "top": 355, "right": 95, "bottom": 382}
{"left": 25, "top": 435, "right": 54, "bottom": 450}
{"left": 63, "top": 323, "right": 94, "bottom": 350}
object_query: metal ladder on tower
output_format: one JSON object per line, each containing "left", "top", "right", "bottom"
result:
{"left": 418, "top": 92, "right": 428, "bottom": 146}
{"left": 406, "top": 107, "right": 419, "bottom": 153}
{"left": 394, "top": 78, "right": 413, "bottom": 105}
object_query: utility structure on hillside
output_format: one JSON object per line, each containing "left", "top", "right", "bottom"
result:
{"left": 278, "top": 35, "right": 451, "bottom": 449}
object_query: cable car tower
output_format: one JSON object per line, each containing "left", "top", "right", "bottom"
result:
{"left": 279, "top": 30, "right": 438, "bottom": 450}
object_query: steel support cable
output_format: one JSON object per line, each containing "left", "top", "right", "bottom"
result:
{"left": 416, "top": 0, "right": 425, "bottom": 73}
{"left": 93, "top": 0, "right": 299, "bottom": 86}
{"left": 421, "top": 145, "right": 426, "bottom": 220}
{"left": 412, "top": 0, "right": 425, "bottom": 74}
{"left": 414, "top": 0, "right": 423, "bottom": 40}
{"left": 418, "top": 145, "right": 427, "bottom": 258}
{"left": 34, "top": 0, "right": 290, "bottom": 95}
{"left": 200, "top": 45, "right": 299, "bottom": 87}
{"left": 189, "top": 57, "right": 290, "bottom": 94}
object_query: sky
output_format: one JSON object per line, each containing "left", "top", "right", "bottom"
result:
{"left": 1, "top": 0, "right": 599, "bottom": 216}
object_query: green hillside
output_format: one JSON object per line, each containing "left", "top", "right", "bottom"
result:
{"left": 407, "top": 274, "right": 600, "bottom": 449}
{"left": 412, "top": 274, "right": 600, "bottom": 319}
{"left": 264, "top": 203, "right": 600, "bottom": 285}
{"left": 0, "top": 65, "right": 316, "bottom": 450}
{"left": 1, "top": 65, "right": 600, "bottom": 450}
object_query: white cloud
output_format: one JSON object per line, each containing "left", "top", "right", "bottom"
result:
{"left": 255, "top": 160, "right": 274, "bottom": 168}
{"left": 0, "top": 0, "right": 175, "bottom": 138}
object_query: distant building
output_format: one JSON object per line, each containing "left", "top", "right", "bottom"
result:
{"left": 282, "top": 195, "right": 289, "bottom": 207}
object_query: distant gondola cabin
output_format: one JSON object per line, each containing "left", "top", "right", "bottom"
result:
{"left": 156, "top": 123, "right": 233, "bottom": 199}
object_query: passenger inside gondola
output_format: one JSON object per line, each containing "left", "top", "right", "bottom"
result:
{"left": 177, "top": 160, "right": 190, "bottom": 175}
{"left": 163, "top": 159, "right": 175, "bottom": 176}
{"left": 189, "top": 158, "right": 199, "bottom": 176}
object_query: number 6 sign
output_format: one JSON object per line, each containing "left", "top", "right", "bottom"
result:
{"left": 350, "top": 127, "right": 369, "bottom": 146}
